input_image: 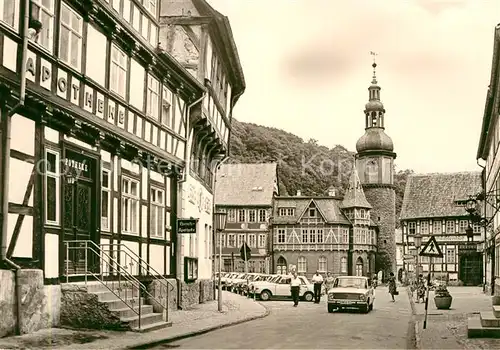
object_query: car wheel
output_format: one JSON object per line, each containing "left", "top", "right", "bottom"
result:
{"left": 260, "top": 290, "right": 272, "bottom": 301}
{"left": 327, "top": 304, "right": 335, "bottom": 313}
{"left": 304, "top": 292, "right": 314, "bottom": 302}
{"left": 361, "top": 304, "right": 369, "bottom": 313}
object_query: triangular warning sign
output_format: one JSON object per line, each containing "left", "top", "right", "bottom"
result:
{"left": 419, "top": 235, "right": 443, "bottom": 258}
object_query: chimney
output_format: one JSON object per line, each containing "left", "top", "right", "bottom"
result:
{"left": 296, "top": 190, "right": 301, "bottom": 196}
{"left": 328, "top": 186, "right": 336, "bottom": 197}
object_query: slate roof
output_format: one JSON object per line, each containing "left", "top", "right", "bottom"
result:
{"left": 341, "top": 168, "right": 372, "bottom": 209}
{"left": 399, "top": 172, "right": 482, "bottom": 220}
{"left": 273, "top": 197, "right": 351, "bottom": 225}
{"left": 215, "top": 163, "right": 278, "bottom": 206}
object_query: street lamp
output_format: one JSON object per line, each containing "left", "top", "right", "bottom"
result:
{"left": 214, "top": 211, "right": 227, "bottom": 313}
{"left": 414, "top": 234, "right": 422, "bottom": 278}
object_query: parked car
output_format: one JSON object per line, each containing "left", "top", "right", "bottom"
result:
{"left": 241, "top": 274, "right": 275, "bottom": 295}
{"left": 233, "top": 273, "right": 263, "bottom": 294}
{"left": 249, "top": 274, "right": 314, "bottom": 301}
{"left": 222, "top": 272, "right": 242, "bottom": 290}
{"left": 327, "top": 276, "right": 374, "bottom": 313}
{"left": 225, "top": 272, "right": 247, "bottom": 292}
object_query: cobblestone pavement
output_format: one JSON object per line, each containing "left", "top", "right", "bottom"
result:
{"left": 410, "top": 287, "right": 500, "bottom": 349}
{"left": 0, "top": 292, "right": 267, "bottom": 350}
{"left": 151, "top": 287, "right": 414, "bottom": 349}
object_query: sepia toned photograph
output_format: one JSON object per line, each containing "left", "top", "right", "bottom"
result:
{"left": 0, "top": 0, "right": 499, "bottom": 349}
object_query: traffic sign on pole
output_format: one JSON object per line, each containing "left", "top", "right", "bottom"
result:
{"left": 240, "top": 242, "right": 251, "bottom": 261}
{"left": 419, "top": 236, "right": 443, "bottom": 258}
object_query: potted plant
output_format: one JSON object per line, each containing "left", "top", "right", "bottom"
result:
{"left": 434, "top": 284, "right": 453, "bottom": 309}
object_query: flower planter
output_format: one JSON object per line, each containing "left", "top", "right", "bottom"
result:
{"left": 492, "top": 295, "right": 500, "bottom": 306}
{"left": 434, "top": 295, "right": 453, "bottom": 309}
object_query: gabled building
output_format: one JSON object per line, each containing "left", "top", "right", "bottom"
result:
{"left": 272, "top": 169, "right": 378, "bottom": 279}
{"left": 476, "top": 24, "right": 500, "bottom": 296}
{"left": 158, "top": 0, "right": 245, "bottom": 305}
{"left": 400, "top": 172, "right": 483, "bottom": 286}
{"left": 215, "top": 163, "right": 278, "bottom": 273}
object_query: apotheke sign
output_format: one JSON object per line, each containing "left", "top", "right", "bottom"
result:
{"left": 25, "top": 52, "right": 126, "bottom": 128}
{"left": 177, "top": 219, "right": 198, "bottom": 234}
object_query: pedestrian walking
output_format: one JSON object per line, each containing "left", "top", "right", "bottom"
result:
{"left": 312, "top": 271, "right": 324, "bottom": 303}
{"left": 324, "top": 272, "right": 335, "bottom": 293}
{"left": 290, "top": 271, "right": 301, "bottom": 307}
{"left": 387, "top": 272, "right": 398, "bottom": 302}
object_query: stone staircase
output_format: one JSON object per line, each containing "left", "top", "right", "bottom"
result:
{"left": 66, "top": 282, "right": 171, "bottom": 332}
{"left": 467, "top": 299, "right": 500, "bottom": 338}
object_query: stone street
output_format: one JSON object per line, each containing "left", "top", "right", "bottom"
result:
{"left": 149, "top": 286, "right": 414, "bottom": 349}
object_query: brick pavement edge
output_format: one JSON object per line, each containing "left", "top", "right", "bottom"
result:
{"left": 127, "top": 301, "right": 272, "bottom": 349}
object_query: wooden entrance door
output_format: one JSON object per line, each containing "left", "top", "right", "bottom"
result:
{"left": 62, "top": 148, "right": 98, "bottom": 276}
{"left": 459, "top": 253, "right": 482, "bottom": 286}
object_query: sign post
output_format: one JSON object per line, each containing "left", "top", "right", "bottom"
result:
{"left": 240, "top": 242, "right": 251, "bottom": 296}
{"left": 419, "top": 235, "right": 443, "bottom": 329}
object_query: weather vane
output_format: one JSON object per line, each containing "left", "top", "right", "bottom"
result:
{"left": 370, "top": 51, "right": 378, "bottom": 64}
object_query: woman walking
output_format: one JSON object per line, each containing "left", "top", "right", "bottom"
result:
{"left": 388, "top": 272, "right": 397, "bottom": 302}
{"left": 324, "top": 272, "right": 335, "bottom": 294}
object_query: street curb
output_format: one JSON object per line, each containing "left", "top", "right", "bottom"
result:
{"left": 406, "top": 287, "right": 421, "bottom": 349}
{"left": 415, "top": 320, "right": 421, "bottom": 350}
{"left": 127, "top": 302, "right": 271, "bottom": 349}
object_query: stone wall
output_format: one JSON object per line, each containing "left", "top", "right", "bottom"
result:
{"left": 60, "top": 284, "right": 128, "bottom": 331}
{"left": 364, "top": 187, "right": 397, "bottom": 279}
{"left": 0, "top": 269, "right": 60, "bottom": 337}
{"left": 147, "top": 279, "right": 214, "bottom": 311}
{"left": 147, "top": 278, "right": 178, "bottom": 313}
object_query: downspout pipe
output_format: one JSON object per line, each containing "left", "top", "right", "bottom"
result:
{"left": 1, "top": 0, "right": 30, "bottom": 336}
{"left": 477, "top": 158, "right": 487, "bottom": 292}
{"left": 175, "top": 90, "right": 206, "bottom": 310}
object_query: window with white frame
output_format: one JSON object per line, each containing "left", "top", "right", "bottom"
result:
{"left": 227, "top": 234, "right": 235, "bottom": 247}
{"left": 408, "top": 222, "right": 416, "bottom": 234}
{"left": 302, "top": 229, "right": 308, "bottom": 243}
{"left": 318, "top": 256, "right": 327, "bottom": 272}
{"left": 297, "top": 256, "right": 307, "bottom": 273}
{"left": 420, "top": 221, "right": 429, "bottom": 234}
{"left": 31, "top": 0, "right": 55, "bottom": 52}
{"left": 342, "top": 228, "right": 348, "bottom": 243}
{"left": 473, "top": 222, "right": 481, "bottom": 234}
{"left": 248, "top": 234, "right": 256, "bottom": 248}
{"left": 340, "top": 257, "right": 347, "bottom": 273}
{"left": 59, "top": 3, "right": 83, "bottom": 70}
{"left": 238, "top": 209, "right": 245, "bottom": 222}
{"left": 446, "top": 220, "right": 455, "bottom": 234}
{"left": 227, "top": 209, "right": 236, "bottom": 222}
{"left": 277, "top": 229, "right": 286, "bottom": 243}
{"left": 459, "top": 220, "right": 468, "bottom": 233}
{"left": 143, "top": 0, "right": 157, "bottom": 17}
{"left": 317, "top": 229, "right": 323, "bottom": 243}
{"left": 237, "top": 234, "right": 244, "bottom": 248}
{"left": 150, "top": 187, "right": 164, "bottom": 238}
{"left": 147, "top": 74, "right": 160, "bottom": 121}
{"left": 433, "top": 221, "right": 442, "bottom": 234}
{"left": 101, "top": 169, "right": 111, "bottom": 231}
{"left": 122, "top": 177, "right": 139, "bottom": 234}
{"left": 132, "top": 4, "right": 140, "bottom": 31}
{"left": 0, "top": 0, "right": 18, "bottom": 29}
{"left": 248, "top": 209, "right": 256, "bottom": 222}
{"left": 446, "top": 247, "right": 456, "bottom": 264}
{"left": 45, "top": 149, "right": 60, "bottom": 225}
{"left": 309, "top": 229, "right": 316, "bottom": 243}
{"left": 258, "top": 209, "right": 266, "bottom": 222}
{"left": 110, "top": 45, "right": 128, "bottom": 98}
{"left": 258, "top": 234, "right": 266, "bottom": 248}
{"left": 161, "top": 86, "right": 173, "bottom": 128}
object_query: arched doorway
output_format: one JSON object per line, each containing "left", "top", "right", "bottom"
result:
{"left": 277, "top": 256, "right": 287, "bottom": 275}
{"left": 356, "top": 257, "right": 363, "bottom": 276}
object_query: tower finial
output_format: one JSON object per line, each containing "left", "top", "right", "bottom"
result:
{"left": 370, "top": 51, "right": 378, "bottom": 84}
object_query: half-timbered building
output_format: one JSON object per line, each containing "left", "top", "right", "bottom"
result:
{"left": 0, "top": 0, "right": 243, "bottom": 335}
{"left": 158, "top": 0, "right": 245, "bottom": 304}
{"left": 400, "top": 172, "right": 483, "bottom": 286}
{"left": 272, "top": 169, "right": 378, "bottom": 279}
{"left": 476, "top": 23, "right": 500, "bottom": 296}
{"left": 214, "top": 163, "right": 278, "bottom": 273}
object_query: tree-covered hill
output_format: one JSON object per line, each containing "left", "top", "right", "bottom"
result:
{"left": 229, "top": 119, "right": 413, "bottom": 219}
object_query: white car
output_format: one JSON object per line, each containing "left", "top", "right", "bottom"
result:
{"left": 327, "top": 276, "right": 375, "bottom": 313}
{"left": 250, "top": 274, "right": 314, "bottom": 302}
{"left": 225, "top": 272, "right": 247, "bottom": 292}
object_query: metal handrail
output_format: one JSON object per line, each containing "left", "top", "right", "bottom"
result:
{"left": 64, "top": 241, "right": 143, "bottom": 329}
{"left": 64, "top": 240, "right": 172, "bottom": 327}
{"left": 100, "top": 244, "right": 173, "bottom": 322}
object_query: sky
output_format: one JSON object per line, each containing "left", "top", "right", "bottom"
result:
{"left": 207, "top": 0, "right": 500, "bottom": 174}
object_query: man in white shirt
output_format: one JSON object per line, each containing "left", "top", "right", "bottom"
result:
{"left": 311, "top": 271, "right": 324, "bottom": 303}
{"left": 290, "top": 271, "right": 301, "bottom": 307}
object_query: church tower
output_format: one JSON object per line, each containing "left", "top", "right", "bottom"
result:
{"left": 355, "top": 58, "right": 397, "bottom": 279}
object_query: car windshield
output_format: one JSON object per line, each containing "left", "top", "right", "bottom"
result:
{"left": 334, "top": 278, "right": 367, "bottom": 289}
